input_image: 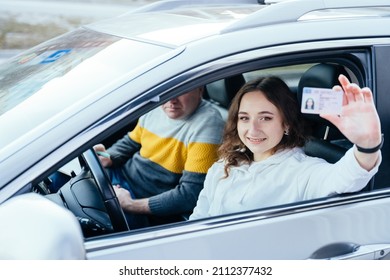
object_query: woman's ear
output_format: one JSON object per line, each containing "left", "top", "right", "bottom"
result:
{"left": 284, "top": 125, "right": 290, "bottom": 136}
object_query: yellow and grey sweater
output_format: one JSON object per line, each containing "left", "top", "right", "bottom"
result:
{"left": 107, "top": 100, "right": 224, "bottom": 216}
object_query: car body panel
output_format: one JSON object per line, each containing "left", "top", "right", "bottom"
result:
{"left": 86, "top": 190, "right": 390, "bottom": 260}
{"left": 0, "top": 193, "right": 86, "bottom": 259}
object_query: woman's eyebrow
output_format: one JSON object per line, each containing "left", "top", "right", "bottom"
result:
{"left": 238, "top": 111, "right": 274, "bottom": 114}
{"left": 258, "top": 111, "right": 274, "bottom": 115}
{"left": 238, "top": 111, "right": 275, "bottom": 118}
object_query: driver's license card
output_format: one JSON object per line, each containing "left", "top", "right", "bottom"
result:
{"left": 301, "top": 87, "right": 343, "bottom": 114}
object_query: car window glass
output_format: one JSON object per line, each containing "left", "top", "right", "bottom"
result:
{"left": 243, "top": 64, "right": 314, "bottom": 90}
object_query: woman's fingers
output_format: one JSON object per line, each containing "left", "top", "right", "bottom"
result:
{"left": 338, "top": 74, "right": 350, "bottom": 89}
{"left": 332, "top": 85, "right": 348, "bottom": 106}
{"left": 362, "top": 87, "right": 374, "bottom": 103}
{"left": 352, "top": 84, "right": 365, "bottom": 102}
{"left": 337, "top": 74, "right": 375, "bottom": 105}
{"left": 337, "top": 74, "right": 357, "bottom": 103}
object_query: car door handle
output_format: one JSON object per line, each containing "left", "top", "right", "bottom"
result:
{"left": 309, "top": 242, "right": 390, "bottom": 260}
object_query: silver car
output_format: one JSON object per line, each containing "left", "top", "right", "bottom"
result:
{"left": 1, "top": 0, "right": 390, "bottom": 260}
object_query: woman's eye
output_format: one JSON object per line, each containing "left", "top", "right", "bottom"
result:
{"left": 239, "top": 116, "right": 249, "bottom": 121}
{"left": 260, "top": 117, "right": 272, "bottom": 121}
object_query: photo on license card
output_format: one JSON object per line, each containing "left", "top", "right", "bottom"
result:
{"left": 301, "top": 87, "right": 343, "bottom": 114}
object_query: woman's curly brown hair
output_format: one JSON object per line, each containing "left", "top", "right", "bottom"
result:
{"left": 218, "top": 76, "right": 309, "bottom": 177}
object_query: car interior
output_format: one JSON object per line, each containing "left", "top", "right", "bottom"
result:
{"left": 205, "top": 62, "right": 354, "bottom": 163}
{"left": 30, "top": 60, "right": 376, "bottom": 238}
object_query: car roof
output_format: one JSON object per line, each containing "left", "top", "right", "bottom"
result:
{"left": 86, "top": 0, "right": 390, "bottom": 47}
{"left": 223, "top": 0, "right": 390, "bottom": 32}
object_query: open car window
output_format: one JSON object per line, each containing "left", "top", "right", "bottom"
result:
{"left": 28, "top": 54, "right": 385, "bottom": 239}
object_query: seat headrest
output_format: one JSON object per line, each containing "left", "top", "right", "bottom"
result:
{"left": 298, "top": 63, "right": 349, "bottom": 92}
{"left": 297, "top": 63, "right": 350, "bottom": 126}
{"left": 206, "top": 74, "right": 245, "bottom": 109}
{"left": 297, "top": 63, "right": 351, "bottom": 140}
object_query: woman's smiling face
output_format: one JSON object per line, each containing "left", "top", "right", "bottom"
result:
{"left": 237, "top": 90, "right": 288, "bottom": 162}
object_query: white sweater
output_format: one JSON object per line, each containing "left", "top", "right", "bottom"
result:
{"left": 190, "top": 147, "right": 381, "bottom": 220}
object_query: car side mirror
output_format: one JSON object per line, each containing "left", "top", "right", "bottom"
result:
{"left": 0, "top": 193, "right": 86, "bottom": 259}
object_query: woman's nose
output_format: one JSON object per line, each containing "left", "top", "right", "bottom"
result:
{"left": 249, "top": 119, "right": 261, "bottom": 131}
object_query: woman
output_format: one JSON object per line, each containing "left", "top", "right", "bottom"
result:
{"left": 305, "top": 97, "right": 315, "bottom": 110}
{"left": 190, "top": 75, "right": 382, "bottom": 219}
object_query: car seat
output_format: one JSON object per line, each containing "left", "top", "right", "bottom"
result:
{"left": 205, "top": 74, "right": 246, "bottom": 119}
{"left": 297, "top": 63, "right": 352, "bottom": 163}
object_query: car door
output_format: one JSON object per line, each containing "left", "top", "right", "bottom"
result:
{"left": 84, "top": 39, "right": 390, "bottom": 260}
{"left": 86, "top": 193, "right": 390, "bottom": 259}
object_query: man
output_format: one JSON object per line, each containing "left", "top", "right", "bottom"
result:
{"left": 94, "top": 87, "right": 224, "bottom": 228}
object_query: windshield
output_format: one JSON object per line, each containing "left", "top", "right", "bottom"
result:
{"left": 0, "top": 29, "right": 115, "bottom": 116}
{"left": 0, "top": 27, "right": 172, "bottom": 150}
{"left": 0, "top": 28, "right": 170, "bottom": 116}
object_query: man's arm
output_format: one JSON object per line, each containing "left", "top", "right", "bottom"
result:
{"left": 113, "top": 171, "right": 205, "bottom": 216}
{"left": 107, "top": 130, "right": 142, "bottom": 166}
{"left": 114, "top": 185, "right": 151, "bottom": 214}
{"left": 147, "top": 171, "right": 206, "bottom": 215}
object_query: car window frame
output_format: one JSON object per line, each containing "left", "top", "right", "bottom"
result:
{"left": 5, "top": 38, "right": 390, "bottom": 240}
{"left": 105, "top": 39, "right": 388, "bottom": 230}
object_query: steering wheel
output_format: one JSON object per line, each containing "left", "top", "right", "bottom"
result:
{"left": 55, "top": 149, "right": 129, "bottom": 237}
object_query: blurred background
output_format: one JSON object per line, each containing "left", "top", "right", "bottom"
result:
{"left": 0, "top": 0, "right": 159, "bottom": 62}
